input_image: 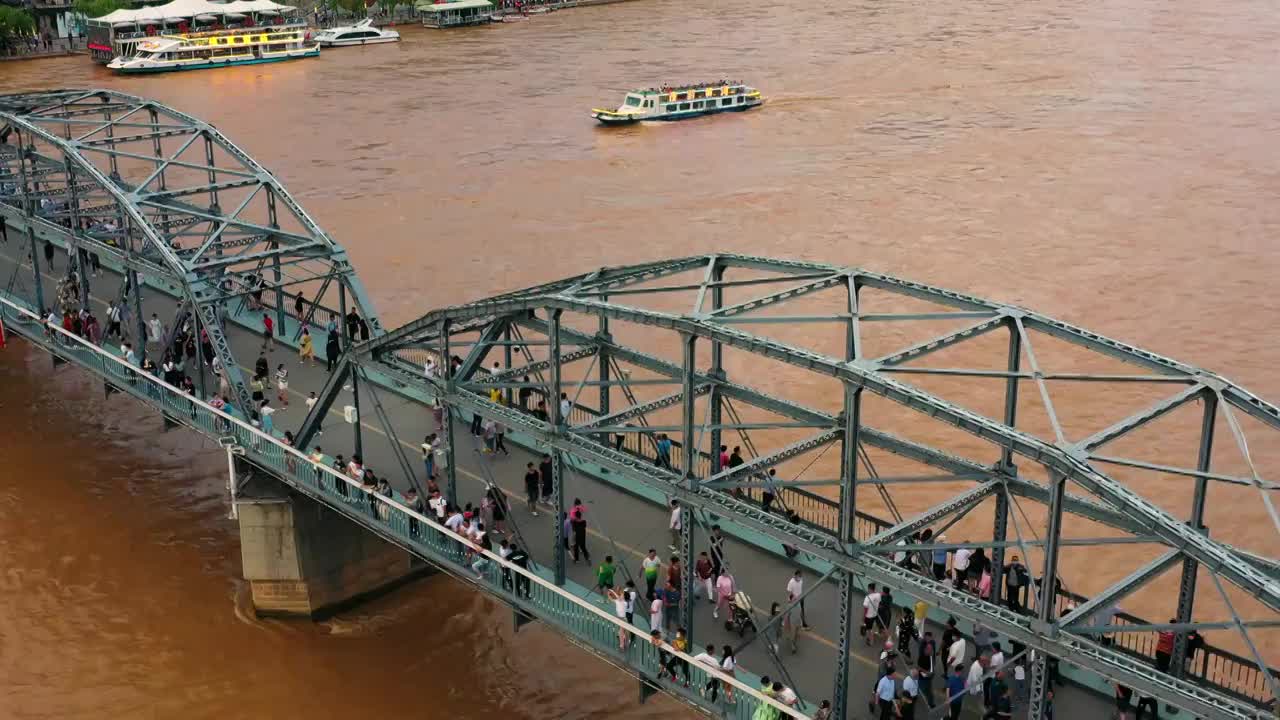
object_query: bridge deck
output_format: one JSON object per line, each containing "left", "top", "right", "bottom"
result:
{"left": 0, "top": 242, "right": 1118, "bottom": 720}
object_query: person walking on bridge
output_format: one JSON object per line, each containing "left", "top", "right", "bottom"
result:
{"left": 539, "top": 453, "right": 554, "bottom": 506}
{"left": 569, "top": 499, "right": 590, "bottom": 563}
{"left": 261, "top": 313, "right": 274, "bottom": 351}
{"left": 324, "top": 330, "right": 340, "bottom": 373}
{"left": 523, "top": 462, "right": 540, "bottom": 516}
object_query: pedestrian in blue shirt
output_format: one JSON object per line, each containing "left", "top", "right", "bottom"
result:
{"left": 873, "top": 668, "right": 897, "bottom": 720}
{"left": 946, "top": 664, "right": 967, "bottom": 720}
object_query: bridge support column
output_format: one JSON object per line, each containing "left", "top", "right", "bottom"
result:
{"left": 1028, "top": 471, "right": 1066, "bottom": 720}
{"left": 1171, "top": 393, "right": 1216, "bottom": 687}
{"left": 236, "top": 475, "right": 432, "bottom": 618}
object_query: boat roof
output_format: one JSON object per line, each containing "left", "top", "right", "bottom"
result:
{"left": 416, "top": 0, "right": 492, "bottom": 11}
{"left": 135, "top": 37, "right": 183, "bottom": 51}
{"left": 634, "top": 82, "right": 748, "bottom": 95}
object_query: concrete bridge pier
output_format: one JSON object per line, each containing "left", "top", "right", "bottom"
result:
{"left": 235, "top": 472, "right": 432, "bottom": 618}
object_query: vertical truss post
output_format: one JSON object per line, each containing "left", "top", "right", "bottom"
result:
{"left": 838, "top": 385, "right": 861, "bottom": 547}
{"left": 991, "top": 490, "right": 1010, "bottom": 607}
{"left": 266, "top": 188, "right": 285, "bottom": 339}
{"left": 709, "top": 263, "right": 725, "bottom": 473}
{"left": 992, "top": 320, "right": 1021, "bottom": 607}
{"left": 15, "top": 132, "right": 45, "bottom": 314}
{"left": 832, "top": 569, "right": 855, "bottom": 720}
{"left": 63, "top": 160, "right": 90, "bottom": 309}
{"left": 193, "top": 309, "right": 208, "bottom": 399}
{"left": 680, "top": 505, "right": 695, "bottom": 640}
{"left": 203, "top": 133, "right": 220, "bottom": 212}
{"left": 549, "top": 309, "right": 567, "bottom": 586}
{"left": 681, "top": 332, "right": 698, "bottom": 484}
{"left": 1028, "top": 471, "right": 1066, "bottom": 720}
{"left": 503, "top": 324, "right": 514, "bottom": 406}
{"left": 340, "top": 282, "right": 362, "bottom": 459}
{"left": 25, "top": 224, "right": 43, "bottom": 315}
{"left": 128, "top": 268, "right": 146, "bottom": 362}
{"left": 440, "top": 318, "right": 457, "bottom": 505}
{"left": 1172, "top": 392, "right": 1216, "bottom": 678}
{"left": 597, "top": 309, "right": 610, "bottom": 440}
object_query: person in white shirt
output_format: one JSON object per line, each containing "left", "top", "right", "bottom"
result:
{"left": 967, "top": 657, "right": 986, "bottom": 698}
{"left": 692, "top": 644, "right": 722, "bottom": 702}
{"left": 559, "top": 393, "right": 572, "bottom": 423}
{"left": 953, "top": 544, "right": 974, "bottom": 590}
{"left": 147, "top": 314, "right": 163, "bottom": 348}
{"left": 429, "top": 491, "right": 447, "bottom": 522}
{"left": 786, "top": 570, "right": 810, "bottom": 629}
{"left": 444, "top": 510, "right": 464, "bottom": 533}
{"left": 649, "top": 595, "right": 664, "bottom": 630}
{"left": 668, "top": 499, "right": 682, "bottom": 551}
{"left": 903, "top": 667, "right": 920, "bottom": 704}
{"left": 948, "top": 635, "right": 968, "bottom": 670}
{"left": 861, "top": 583, "right": 882, "bottom": 645}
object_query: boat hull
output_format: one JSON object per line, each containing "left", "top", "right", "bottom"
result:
{"left": 110, "top": 48, "right": 319, "bottom": 74}
{"left": 318, "top": 36, "right": 399, "bottom": 46}
{"left": 593, "top": 98, "right": 763, "bottom": 125}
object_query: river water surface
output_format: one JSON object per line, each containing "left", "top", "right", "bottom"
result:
{"left": 2, "top": 0, "right": 1279, "bottom": 714}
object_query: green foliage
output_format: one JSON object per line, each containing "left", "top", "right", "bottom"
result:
{"left": 72, "top": 0, "right": 127, "bottom": 19}
{"left": 0, "top": 6, "right": 34, "bottom": 46}
{"left": 324, "top": 0, "right": 367, "bottom": 14}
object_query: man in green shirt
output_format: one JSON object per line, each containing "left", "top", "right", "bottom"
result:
{"left": 595, "top": 555, "right": 617, "bottom": 594}
{"left": 642, "top": 549, "right": 662, "bottom": 600}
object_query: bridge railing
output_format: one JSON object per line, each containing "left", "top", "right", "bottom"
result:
{"left": 389, "top": 347, "right": 1279, "bottom": 708}
{"left": 0, "top": 295, "right": 810, "bottom": 720}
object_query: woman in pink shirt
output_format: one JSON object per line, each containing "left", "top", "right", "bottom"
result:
{"left": 714, "top": 572, "right": 735, "bottom": 619}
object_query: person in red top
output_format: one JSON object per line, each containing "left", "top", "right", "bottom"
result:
{"left": 1155, "top": 621, "right": 1176, "bottom": 673}
{"left": 261, "top": 313, "right": 274, "bottom": 351}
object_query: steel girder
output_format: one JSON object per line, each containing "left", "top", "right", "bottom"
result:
{"left": 370, "top": 365, "right": 1268, "bottom": 720}
{"left": 0, "top": 89, "right": 381, "bottom": 413}
{"left": 362, "top": 255, "right": 1279, "bottom": 718}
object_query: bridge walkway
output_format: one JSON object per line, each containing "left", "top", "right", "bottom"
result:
{"left": 0, "top": 242, "right": 1117, "bottom": 720}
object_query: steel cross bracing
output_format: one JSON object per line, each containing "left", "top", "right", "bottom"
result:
{"left": 361, "top": 254, "right": 1280, "bottom": 719}
{"left": 0, "top": 89, "right": 381, "bottom": 413}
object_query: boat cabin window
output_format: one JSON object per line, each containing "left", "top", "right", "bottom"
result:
{"left": 692, "top": 101, "right": 703, "bottom": 109}
{"left": 679, "top": 103, "right": 690, "bottom": 111}
{"left": 693, "top": 90, "right": 706, "bottom": 99}
{"left": 665, "top": 104, "right": 677, "bottom": 113}
{"left": 624, "top": 96, "right": 642, "bottom": 107}
{"left": 675, "top": 92, "right": 688, "bottom": 101}
{"left": 721, "top": 98, "right": 732, "bottom": 107}
{"left": 737, "top": 96, "right": 745, "bottom": 104}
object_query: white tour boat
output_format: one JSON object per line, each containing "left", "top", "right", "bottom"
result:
{"left": 315, "top": 18, "right": 400, "bottom": 46}
{"left": 591, "top": 81, "right": 764, "bottom": 125}
{"left": 107, "top": 27, "right": 318, "bottom": 73}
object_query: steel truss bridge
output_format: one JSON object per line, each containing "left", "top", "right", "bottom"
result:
{"left": 0, "top": 89, "right": 1276, "bottom": 720}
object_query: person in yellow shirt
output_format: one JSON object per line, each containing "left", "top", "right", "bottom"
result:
{"left": 914, "top": 598, "right": 929, "bottom": 637}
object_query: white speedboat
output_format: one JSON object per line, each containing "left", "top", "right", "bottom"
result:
{"left": 315, "top": 18, "right": 400, "bottom": 47}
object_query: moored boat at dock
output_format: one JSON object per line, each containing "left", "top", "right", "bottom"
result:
{"left": 106, "top": 26, "right": 318, "bottom": 73}
{"left": 315, "top": 18, "right": 400, "bottom": 46}
{"left": 591, "top": 81, "right": 763, "bottom": 125}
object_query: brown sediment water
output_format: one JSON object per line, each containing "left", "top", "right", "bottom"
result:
{"left": 2, "top": 0, "right": 1279, "bottom": 712}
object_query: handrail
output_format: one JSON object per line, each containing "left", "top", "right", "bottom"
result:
{"left": 0, "top": 294, "right": 809, "bottom": 720}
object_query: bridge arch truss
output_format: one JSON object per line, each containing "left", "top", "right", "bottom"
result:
{"left": 0, "top": 89, "right": 380, "bottom": 413}
{"left": 355, "top": 253, "right": 1280, "bottom": 720}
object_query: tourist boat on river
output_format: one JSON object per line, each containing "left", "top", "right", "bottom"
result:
{"left": 315, "top": 18, "right": 400, "bottom": 46}
{"left": 107, "top": 26, "right": 318, "bottom": 73}
{"left": 591, "top": 82, "right": 764, "bottom": 125}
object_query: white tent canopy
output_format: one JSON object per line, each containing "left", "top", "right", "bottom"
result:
{"left": 94, "top": 0, "right": 295, "bottom": 24}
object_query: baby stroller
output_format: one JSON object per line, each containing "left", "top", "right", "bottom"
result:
{"left": 724, "top": 591, "right": 757, "bottom": 637}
